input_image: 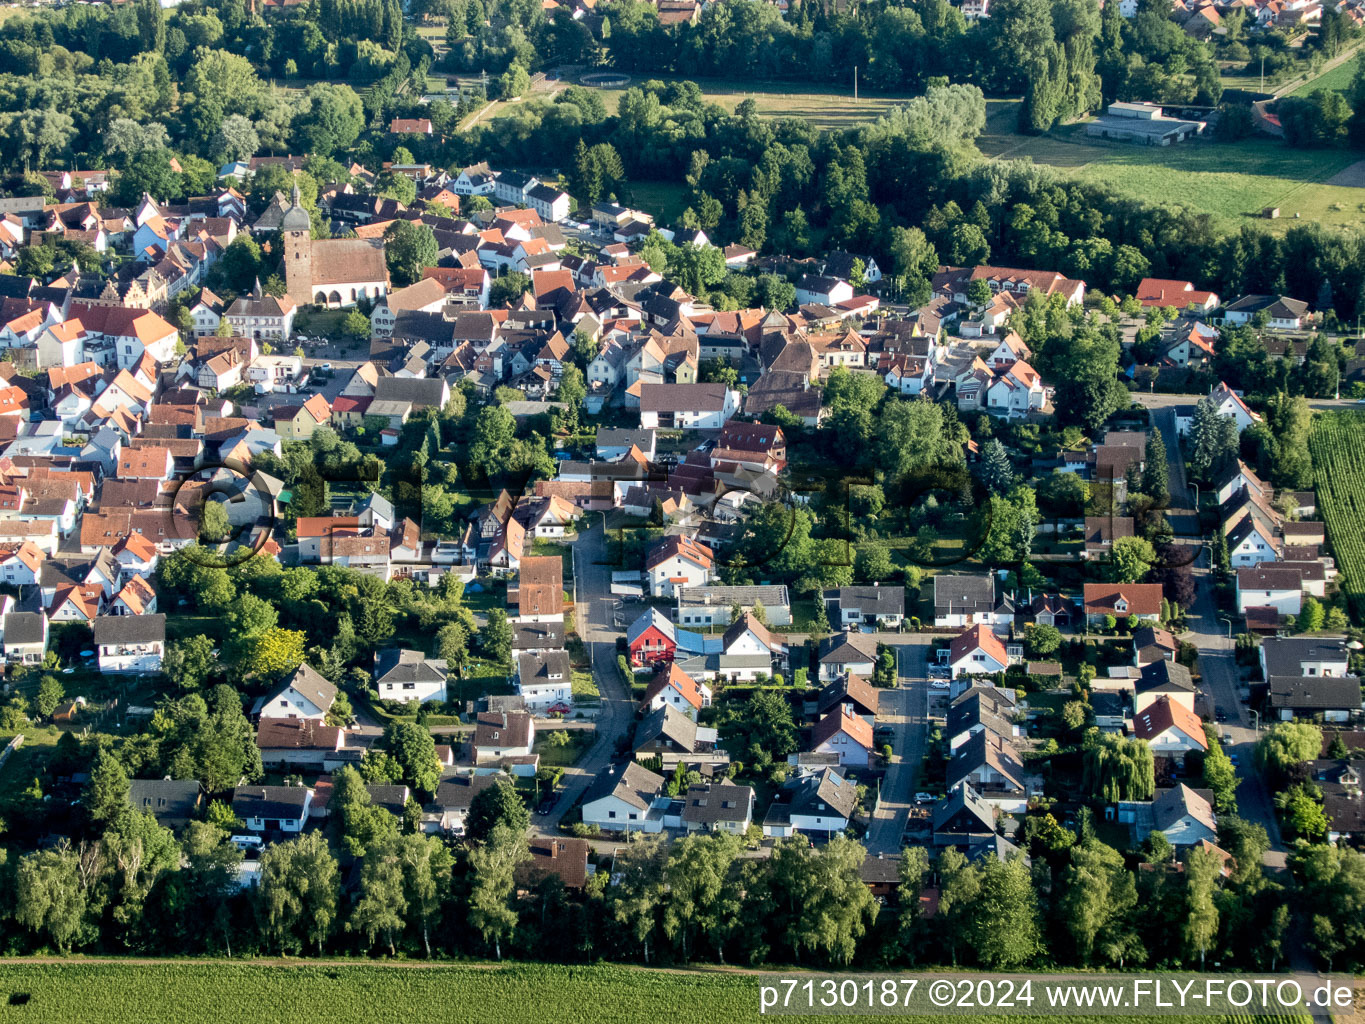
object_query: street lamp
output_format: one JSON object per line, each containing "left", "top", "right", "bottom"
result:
{"left": 1218, "top": 616, "right": 1233, "bottom": 639}
{"left": 1191, "top": 482, "right": 1200, "bottom": 509}
{"left": 1248, "top": 708, "right": 1260, "bottom": 733}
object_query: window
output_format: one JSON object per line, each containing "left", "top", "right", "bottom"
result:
{"left": 607, "top": 810, "right": 616, "bottom": 819}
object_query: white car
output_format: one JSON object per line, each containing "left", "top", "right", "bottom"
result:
{"left": 318, "top": 362, "right": 333, "bottom": 371}
{"left": 929, "top": 680, "right": 950, "bottom": 689}
{"left": 229, "top": 835, "right": 264, "bottom": 851}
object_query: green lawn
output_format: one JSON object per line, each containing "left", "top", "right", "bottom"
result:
{"left": 1286, "top": 55, "right": 1359, "bottom": 96}
{"left": 978, "top": 99, "right": 1365, "bottom": 231}
{"left": 532, "top": 728, "right": 593, "bottom": 768}
{"left": 624, "top": 180, "right": 690, "bottom": 224}
{"left": 590, "top": 74, "right": 922, "bottom": 131}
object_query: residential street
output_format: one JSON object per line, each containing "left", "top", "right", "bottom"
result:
{"left": 1151, "top": 406, "right": 1289, "bottom": 868}
{"left": 864, "top": 640, "right": 932, "bottom": 854}
{"left": 534, "top": 516, "right": 632, "bottom": 833}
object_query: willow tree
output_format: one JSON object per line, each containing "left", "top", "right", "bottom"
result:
{"left": 1081, "top": 733, "right": 1155, "bottom": 802}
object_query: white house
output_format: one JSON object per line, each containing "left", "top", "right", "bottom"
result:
{"left": 1223, "top": 295, "right": 1310, "bottom": 331}
{"left": 1151, "top": 784, "right": 1217, "bottom": 847}
{"left": 946, "top": 624, "right": 1014, "bottom": 679}
{"left": 762, "top": 767, "right": 857, "bottom": 838}
{"left": 1227, "top": 517, "right": 1280, "bottom": 568}
{"left": 252, "top": 664, "right": 338, "bottom": 721}
{"left": 0, "top": 543, "right": 44, "bottom": 586}
{"left": 1235, "top": 565, "right": 1303, "bottom": 616}
{"left": 795, "top": 275, "right": 854, "bottom": 307}
{"left": 1177, "top": 381, "right": 1262, "bottom": 436}
{"left": 638, "top": 383, "right": 739, "bottom": 430}
{"left": 817, "top": 630, "right": 878, "bottom": 683}
{"left": 514, "top": 650, "right": 572, "bottom": 712}
{"left": 373, "top": 648, "right": 448, "bottom": 704}
{"left": 581, "top": 761, "right": 667, "bottom": 834}
{"left": 645, "top": 534, "right": 713, "bottom": 598}
{"left": 1132, "top": 696, "right": 1207, "bottom": 753}
{"left": 640, "top": 663, "right": 711, "bottom": 720}
{"left": 809, "top": 708, "right": 872, "bottom": 768}
{"left": 985, "top": 360, "right": 1047, "bottom": 417}
{"left": 92, "top": 613, "right": 164, "bottom": 674}
{"left": 231, "top": 786, "right": 313, "bottom": 832}
{"left": 472, "top": 710, "right": 536, "bottom": 762}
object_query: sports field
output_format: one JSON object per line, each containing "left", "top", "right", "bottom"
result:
{"left": 978, "top": 101, "right": 1365, "bottom": 230}
{"left": 0, "top": 962, "right": 1317, "bottom": 1024}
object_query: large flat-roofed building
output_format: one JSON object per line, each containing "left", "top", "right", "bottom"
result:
{"left": 1086, "top": 102, "right": 1206, "bottom": 146}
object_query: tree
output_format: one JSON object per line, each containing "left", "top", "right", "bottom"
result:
{"left": 384, "top": 220, "right": 438, "bottom": 287}
{"left": 1059, "top": 839, "right": 1137, "bottom": 964}
{"left": 34, "top": 675, "right": 65, "bottom": 719}
{"left": 979, "top": 439, "right": 1014, "bottom": 494}
{"left": 465, "top": 776, "right": 530, "bottom": 843}
{"left": 163, "top": 634, "right": 219, "bottom": 691}
{"left": 256, "top": 831, "right": 339, "bottom": 954}
{"left": 214, "top": 114, "right": 259, "bottom": 162}
{"left": 1142, "top": 428, "right": 1169, "bottom": 503}
{"left": 1106, "top": 536, "right": 1156, "bottom": 584}
{"left": 1082, "top": 733, "right": 1155, "bottom": 801}
{"left": 1298, "top": 596, "right": 1325, "bottom": 633}
{"left": 379, "top": 723, "right": 442, "bottom": 795}
{"left": 1184, "top": 844, "right": 1221, "bottom": 967}
{"left": 243, "top": 628, "right": 307, "bottom": 679}
{"left": 85, "top": 748, "right": 130, "bottom": 831}
{"left": 348, "top": 841, "right": 406, "bottom": 955}
{"left": 768, "top": 836, "right": 877, "bottom": 964}
{"left": 1283, "top": 787, "right": 1330, "bottom": 841}
{"left": 1256, "top": 721, "right": 1323, "bottom": 777}
{"left": 966, "top": 278, "right": 994, "bottom": 308}
{"left": 1023, "top": 622, "right": 1061, "bottom": 657}
{"left": 297, "top": 83, "right": 364, "bottom": 157}
{"left": 397, "top": 832, "right": 452, "bottom": 958}
{"left": 341, "top": 310, "right": 370, "bottom": 340}
{"left": 199, "top": 501, "right": 231, "bottom": 543}
{"left": 478, "top": 608, "right": 514, "bottom": 665}
{"left": 1202, "top": 737, "right": 1238, "bottom": 815}
{"left": 466, "top": 822, "right": 528, "bottom": 959}
{"left": 329, "top": 766, "right": 397, "bottom": 858}
{"left": 15, "top": 846, "right": 87, "bottom": 952}
{"left": 609, "top": 838, "right": 666, "bottom": 963}
{"left": 436, "top": 622, "right": 469, "bottom": 674}
{"left": 853, "top": 545, "right": 893, "bottom": 584}
{"left": 965, "top": 854, "right": 1041, "bottom": 968}
{"left": 663, "top": 832, "right": 742, "bottom": 961}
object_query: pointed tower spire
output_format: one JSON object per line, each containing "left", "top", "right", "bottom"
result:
{"left": 253, "top": 277, "right": 263, "bottom": 297}
{"left": 292, "top": 182, "right": 301, "bottom": 207}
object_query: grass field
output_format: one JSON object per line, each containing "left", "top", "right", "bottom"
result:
{"left": 1286, "top": 58, "right": 1358, "bottom": 96}
{"left": 0, "top": 962, "right": 1317, "bottom": 1024}
{"left": 978, "top": 100, "right": 1365, "bottom": 230}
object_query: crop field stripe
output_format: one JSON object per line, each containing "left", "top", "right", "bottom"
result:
{"left": 1309, "top": 410, "right": 1365, "bottom": 617}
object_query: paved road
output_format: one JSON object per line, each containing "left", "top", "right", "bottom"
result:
{"left": 864, "top": 640, "right": 932, "bottom": 855}
{"left": 1134, "top": 391, "right": 1356, "bottom": 415}
{"left": 534, "top": 516, "right": 632, "bottom": 833}
{"left": 1150, "top": 410, "right": 1289, "bottom": 868}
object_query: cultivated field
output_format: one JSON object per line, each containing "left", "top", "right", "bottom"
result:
{"left": 979, "top": 101, "right": 1365, "bottom": 230}
{"left": 1309, "top": 410, "right": 1365, "bottom": 617}
{"left": 0, "top": 963, "right": 1318, "bottom": 1024}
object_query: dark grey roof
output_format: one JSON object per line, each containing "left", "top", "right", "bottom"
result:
{"left": 375, "top": 649, "right": 447, "bottom": 684}
{"left": 372, "top": 376, "right": 447, "bottom": 408}
{"left": 364, "top": 784, "right": 411, "bottom": 816}
{"left": 824, "top": 585, "right": 905, "bottom": 617}
{"left": 93, "top": 613, "right": 166, "bottom": 645}
{"left": 634, "top": 704, "right": 700, "bottom": 752}
{"left": 934, "top": 574, "right": 995, "bottom": 614}
{"left": 1260, "top": 636, "right": 1350, "bottom": 678}
{"left": 516, "top": 649, "right": 571, "bottom": 685}
{"left": 3, "top": 612, "right": 47, "bottom": 644}
{"left": 511, "top": 621, "right": 565, "bottom": 652}
{"left": 1137, "top": 659, "right": 1194, "bottom": 694}
{"left": 787, "top": 766, "right": 857, "bottom": 820}
{"left": 582, "top": 760, "right": 664, "bottom": 811}
{"left": 680, "top": 779, "right": 753, "bottom": 826}
{"left": 127, "top": 779, "right": 200, "bottom": 822}
{"left": 932, "top": 782, "right": 995, "bottom": 832}
{"left": 818, "top": 631, "right": 878, "bottom": 664}
{"left": 1268, "top": 675, "right": 1361, "bottom": 711}
{"left": 433, "top": 773, "right": 503, "bottom": 811}
{"left": 231, "top": 785, "right": 311, "bottom": 819}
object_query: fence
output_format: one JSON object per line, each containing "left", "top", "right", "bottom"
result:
{"left": 0, "top": 734, "right": 24, "bottom": 771}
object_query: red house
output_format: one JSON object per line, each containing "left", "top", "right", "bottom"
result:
{"left": 627, "top": 608, "right": 676, "bottom": 668}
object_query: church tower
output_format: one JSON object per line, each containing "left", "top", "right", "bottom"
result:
{"left": 281, "top": 183, "right": 314, "bottom": 305}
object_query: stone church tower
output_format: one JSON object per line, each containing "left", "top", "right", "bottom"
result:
{"left": 281, "top": 184, "right": 314, "bottom": 305}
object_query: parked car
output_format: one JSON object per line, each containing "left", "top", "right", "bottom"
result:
{"left": 1214, "top": 708, "right": 1227, "bottom": 723}
{"left": 230, "top": 835, "right": 264, "bottom": 851}
{"left": 914, "top": 792, "right": 935, "bottom": 804}
{"left": 929, "top": 680, "right": 950, "bottom": 690}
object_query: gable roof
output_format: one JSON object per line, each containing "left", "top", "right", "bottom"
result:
{"left": 1133, "top": 695, "right": 1207, "bottom": 748}
{"left": 1082, "top": 583, "right": 1164, "bottom": 617}
{"left": 1153, "top": 783, "right": 1216, "bottom": 833}
{"left": 642, "top": 663, "right": 705, "bottom": 711}
{"left": 949, "top": 623, "right": 1009, "bottom": 666}
{"left": 810, "top": 707, "right": 873, "bottom": 751}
